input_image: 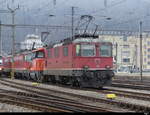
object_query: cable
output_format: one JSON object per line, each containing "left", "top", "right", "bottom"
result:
{"left": 107, "top": 14, "right": 149, "bottom": 27}
{"left": 90, "top": 0, "right": 127, "bottom": 15}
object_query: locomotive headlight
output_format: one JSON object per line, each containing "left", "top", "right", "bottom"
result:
{"left": 105, "top": 65, "right": 111, "bottom": 69}
{"left": 83, "top": 65, "right": 89, "bottom": 70}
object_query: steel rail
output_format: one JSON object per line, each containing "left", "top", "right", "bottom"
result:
{"left": 113, "top": 79, "right": 150, "bottom": 86}
{"left": 0, "top": 90, "right": 101, "bottom": 112}
{"left": 0, "top": 78, "right": 149, "bottom": 112}
{"left": 111, "top": 82, "right": 150, "bottom": 90}
{"left": 0, "top": 93, "right": 71, "bottom": 112}
{"left": 0, "top": 79, "right": 113, "bottom": 112}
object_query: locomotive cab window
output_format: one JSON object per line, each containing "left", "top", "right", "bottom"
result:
{"left": 76, "top": 44, "right": 81, "bottom": 56}
{"left": 25, "top": 53, "right": 32, "bottom": 61}
{"left": 31, "top": 51, "right": 45, "bottom": 59}
{"left": 54, "top": 47, "right": 59, "bottom": 57}
{"left": 48, "top": 49, "right": 52, "bottom": 58}
{"left": 36, "top": 51, "right": 44, "bottom": 58}
{"left": 63, "top": 47, "right": 68, "bottom": 56}
{"left": 100, "top": 44, "right": 112, "bottom": 57}
{"left": 76, "top": 44, "right": 95, "bottom": 57}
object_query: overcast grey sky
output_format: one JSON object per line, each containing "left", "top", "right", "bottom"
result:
{"left": 1, "top": 0, "right": 150, "bottom": 53}
{"left": 0, "top": 0, "right": 150, "bottom": 30}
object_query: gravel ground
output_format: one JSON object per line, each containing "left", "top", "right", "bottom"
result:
{"left": 0, "top": 81, "right": 39, "bottom": 112}
{"left": 0, "top": 84, "right": 27, "bottom": 92}
{"left": 2, "top": 77, "right": 149, "bottom": 112}
{"left": 105, "top": 86, "right": 150, "bottom": 94}
{"left": 114, "top": 73, "right": 150, "bottom": 81}
{"left": 6, "top": 78, "right": 150, "bottom": 112}
{"left": 0, "top": 103, "right": 39, "bottom": 112}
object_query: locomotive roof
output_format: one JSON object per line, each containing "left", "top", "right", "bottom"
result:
{"left": 51, "top": 34, "right": 99, "bottom": 47}
{"left": 51, "top": 34, "right": 112, "bottom": 47}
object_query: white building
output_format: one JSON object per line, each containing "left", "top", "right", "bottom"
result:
{"left": 20, "top": 34, "right": 44, "bottom": 50}
{"left": 98, "top": 33, "right": 150, "bottom": 72}
{"left": 99, "top": 34, "right": 138, "bottom": 72}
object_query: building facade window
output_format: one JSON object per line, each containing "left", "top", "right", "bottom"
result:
{"left": 146, "top": 34, "right": 149, "bottom": 38}
{"left": 148, "top": 55, "right": 150, "bottom": 58}
{"left": 143, "top": 65, "right": 147, "bottom": 68}
{"left": 147, "top": 41, "right": 150, "bottom": 46}
{"left": 144, "top": 58, "right": 147, "bottom": 62}
{"left": 123, "top": 35, "right": 127, "bottom": 41}
{"left": 148, "top": 48, "right": 150, "bottom": 52}
{"left": 123, "top": 45, "right": 129, "bottom": 48}
{"left": 123, "top": 58, "right": 130, "bottom": 63}
{"left": 122, "top": 51, "right": 130, "bottom": 56}
{"left": 148, "top": 62, "right": 150, "bottom": 65}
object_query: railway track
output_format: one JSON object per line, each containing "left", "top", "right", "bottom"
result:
{"left": 0, "top": 78, "right": 115, "bottom": 112}
{"left": 0, "top": 78, "right": 150, "bottom": 112}
{"left": 0, "top": 89, "right": 110, "bottom": 112}
{"left": 112, "top": 79, "right": 150, "bottom": 90}
{"left": 100, "top": 87, "right": 150, "bottom": 101}
{"left": 113, "top": 79, "right": 150, "bottom": 85}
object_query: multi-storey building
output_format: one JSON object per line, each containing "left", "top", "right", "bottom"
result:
{"left": 141, "top": 33, "right": 150, "bottom": 71}
{"left": 98, "top": 34, "right": 139, "bottom": 72}
{"left": 20, "top": 34, "right": 44, "bottom": 51}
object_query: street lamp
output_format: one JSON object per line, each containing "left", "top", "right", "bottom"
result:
{"left": 48, "top": 14, "right": 55, "bottom": 25}
{"left": 106, "top": 17, "right": 111, "bottom": 20}
{"left": 49, "top": 14, "right": 55, "bottom": 17}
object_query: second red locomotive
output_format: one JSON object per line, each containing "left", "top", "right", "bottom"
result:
{"left": 2, "top": 34, "right": 114, "bottom": 88}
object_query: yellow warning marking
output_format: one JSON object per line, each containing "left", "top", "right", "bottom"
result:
{"left": 32, "top": 82, "right": 40, "bottom": 86}
{"left": 106, "top": 94, "right": 116, "bottom": 99}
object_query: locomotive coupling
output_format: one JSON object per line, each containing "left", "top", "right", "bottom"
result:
{"left": 105, "top": 65, "right": 111, "bottom": 70}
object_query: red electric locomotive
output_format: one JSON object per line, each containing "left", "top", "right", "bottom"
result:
{"left": 0, "top": 56, "right": 3, "bottom": 74}
{"left": 2, "top": 34, "right": 114, "bottom": 88}
{"left": 2, "top": 56, "right": 12, "bottom": 75}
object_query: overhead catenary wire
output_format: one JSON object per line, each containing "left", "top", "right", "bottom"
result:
{"left": 90, "top": 0, "right": 127, "bottom": 15}
{"left": 107, "top": 13, "right": 150, "bottom": 28}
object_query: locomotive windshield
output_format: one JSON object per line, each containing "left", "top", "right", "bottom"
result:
{"left": 0, "top": 56, "right": 3, "bottom": 65}
{"left": 0, "top": 59, "right": 2, "bottom": 65}
{"left": 76, "top": 44, "right": 95, "bottom": 57}
{"left": 100, "top": 44, "right": 112, "bottom": 57}
{"left": 31, "top": 51, "right": 45, "bottom": 59}
{"left": 36, "top": 51, "right": 44, "bottom": 58}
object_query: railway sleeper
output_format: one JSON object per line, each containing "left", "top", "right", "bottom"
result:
{"left": 117, "top": 101, "right": 150, "bottom": 112}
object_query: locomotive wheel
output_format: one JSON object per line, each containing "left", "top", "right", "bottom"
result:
{"left": 26, "top": 73, "right": 31, "bottom": 81}
{"left": 73, "top": 79, "right": 83, "bottom": 88}
{"left": 36, "top": 72, "right": 45, "bottom": 83}
{"left": 50, "top": 76, "right": 56, "bottom": 84}
{"left": 22, "top": 72, "right": 27, "bottom": 80}
{"left": 37, "top": 75, "right": 44, "bottom": 83}
{"left": 24, "top": 73, "right": 30, "bottom": 81}
{"left": 70, "top": 77, "right": 75, "bottom": 87}
{"left": 77, "top": 81, "right": 83, "bottom": 88}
